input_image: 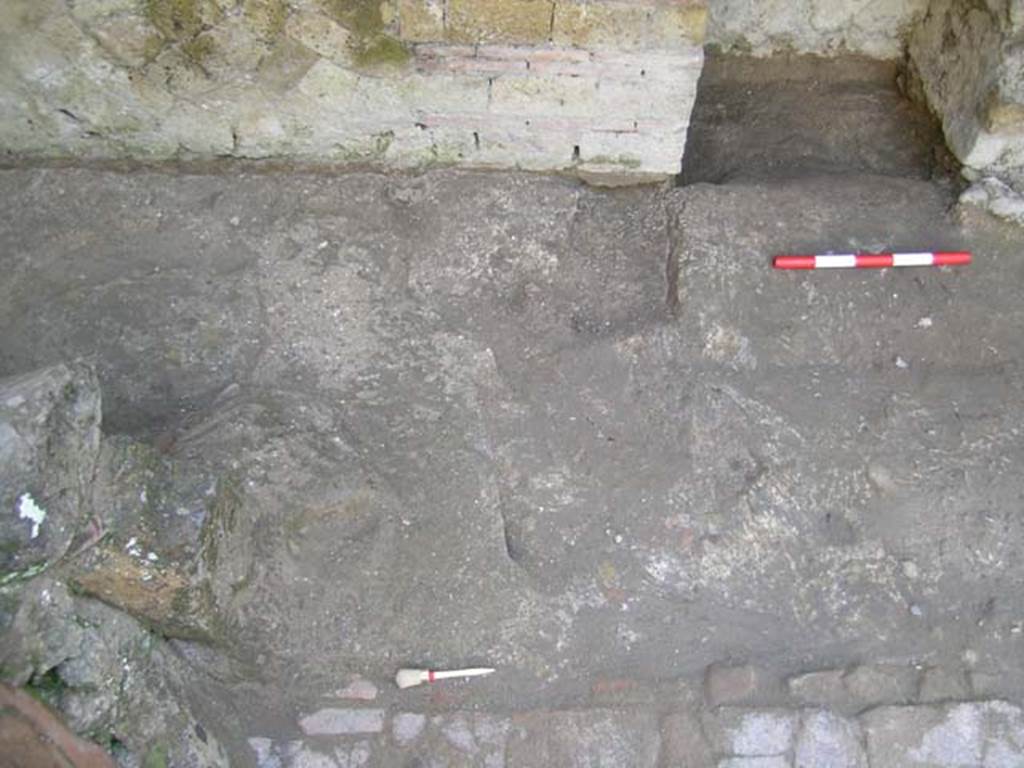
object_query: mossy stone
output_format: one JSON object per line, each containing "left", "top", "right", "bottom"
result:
{"left": 146, "top": 0, "right": 204, "bottom": 40}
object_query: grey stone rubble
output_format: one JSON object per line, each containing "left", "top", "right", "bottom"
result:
{"left": 244, "top": 663, "right": 1024, "bottom": 766}
{"left": 707, "top": 0, "right": 929, "bottom": 58}
{"left": 960, "top": 176, "right": 1024, "bottom": 227}
{"left": 0, "top": 363, "right": 101, "bottom": 585}
{"left": 909, "top": 0, "right": 1024, "bottom": 221}
{"left": 237, "top": 661, "right": 1024, "bottom": 766}
{"left": 0, "top": 363, "right": 230, "bottom": 767}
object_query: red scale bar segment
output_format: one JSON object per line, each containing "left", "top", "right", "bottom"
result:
{"left": 856, "top": 253, "right": 894, "bottom": 268}
{"left": 773, "top": 252, "right": 972, "bottom": 270}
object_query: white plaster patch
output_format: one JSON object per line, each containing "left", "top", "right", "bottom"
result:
{"left": 17, "top": 492, "right": 45, "bottom": 538}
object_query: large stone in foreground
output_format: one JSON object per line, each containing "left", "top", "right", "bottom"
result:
{"left": 0, "top": 363, "right": 101, "bottom": 580}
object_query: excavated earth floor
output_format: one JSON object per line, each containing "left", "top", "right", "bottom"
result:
{"left": 1, "top": 55, "right": 1023, "bottom": 767}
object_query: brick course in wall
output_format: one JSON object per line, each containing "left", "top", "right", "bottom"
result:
{"left": 0, "top": 0, "right": 707, "bottom": 182}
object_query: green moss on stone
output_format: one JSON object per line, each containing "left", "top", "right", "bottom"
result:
{"left": 352, "top": 32, "right": 410, "bottom": 67}
{"left": 322, "top": 0, "right": 383, "bottom": 36}
{"left": 0, "top": 562, "right": 47, "bottom": 588}
{"left": 143, "top": 34, "right": 167, "bottom": 63}
{"left": 147, "top": 0, "right": 204, "bottom": 40}
{"left": 198, "top": 474, "right": 242, "bottom": 572}
{"left": 322, "top": 0, "right": 409, "bottom": 68}
{"left": 143, "top": 742, "right": 169, "bottom": 768}
{"left": 25, "top": 668, "right": 66, "bottom": 709}
{"left": 170, "top": 586, "right": 192, "bottom": 616}
{"left": 244, "top": 0, "right": 288, "bottom": 40}
{"left": 181, "top": 33, "right": 216, "bottom": 66}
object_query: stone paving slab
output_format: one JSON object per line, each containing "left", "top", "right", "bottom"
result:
{"left": 247, "top": 699, "right": 1024, "bottom": 766}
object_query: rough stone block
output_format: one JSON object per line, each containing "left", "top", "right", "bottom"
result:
{"left": 235, "top": 111, "right": 290, "bottom": 158}
{"left": 67, "top": 0, "right": 142, "bottom": 22}
{"left": 553, "top": 1, "right": 707, "bottom": 49}
{"left": 705, "top": 664, "right": 778, "bottom": 707}
{"left": 985, "top": 701, "right": 1024, "bottom": 767}
{"left": 286, "top": 11, "right": 353, "bottom": 64}
{"left": 661, "top": 711, "right": 713, "bottom": 768}
{"left": 861, "top": 704, "right": 982, "bottom": 767}
{"left": 407, "top": 73, "right": 491, "bottom": 116}
{"left": 595, "top": 73, "right": 699, "bottom": 120}
{"left": 297, "top": 708, "right": 384, "bottom": 736}
{"left": 909, "top": 0, "right": 1024, "bottom": 178}
{"left": 332, "top": 676, "right": 378, "bottom": 701}
{"left": 415, "top": 44, "right": 529, "bottom": 75}
{"left": 970, "top": 670, "right": 1023, "bottom": 701}
{"left": 490, "top": 74, "right": 598, "bottom": 118}
{"left": 383, "top": 123, "right": 478, "bottom": 167}
{"left": 248, "top": 736, "right": 275, "bottom": 766}
{"left": 0, "top": 363, "right": 101, "bottom": 576}
{"left": 82, "top": 12, "right": 161, "bottom": 68}
{"left": 432, "top": 712, "right": 510, "bottom": 764}
{"left": 398, "top": 0, "right": 445, "bottom": 41}
{"left": 280, "top": 740, "right": 348, "bottom": 768}
{"left": 703, "top": 708, "right": 799, "bottom": 758}
{"left": 578, "top": 127, "right": 684, "bottom": 174}
{"left": 472, "top": 121, "right": 577, "bottom": 171}
{"left": 447, "top": 0, "right": 554, "bottom": 44}
{"left": 708, "top": 0, "right": 927, "bottom": 58}
{"left": 392, "top": 712, "right": 426, "bottom": 746}
{"left": 653, "top": 3, "right": 708, "bottom": 47}
{"left": 552, "top": 2, "right": 654, "bottom": 49}
{"left": 919, "top": 668, "right": 971, "bottom": 703}
{"left": 795, "top": 710, "right": 867, "bottom": 768}
{"left": 184, "top": 16, "right": 270, "bottom": 80}
{"left": 71, "top": 543, "right": 217, "bottom": 642}
{"left": 843, "top": 665, "right": 919, "bottom": 707}
{"left": 588, "top": 677, "right": 657, "bottom": 706}
{"left": 719, "top": 759, "right": 790, "bottom": 768}
{"left": 506, "top": 710, "right": 660, "bottom": 767}
{"left": 242, "top": 0, "right": 287, "bottom": 41}
{"left": 787, "top": 670, "right": 853, "bottom": 711}
{"left": 296, "top": 59, "right": 360, "bottom": 109}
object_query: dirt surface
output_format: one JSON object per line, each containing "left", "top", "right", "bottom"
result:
{"left": 680, "top": 54, "right": 952, "bottom": 184}
{"left": 1, "top": 57, "right": 1023, "bottom": 765}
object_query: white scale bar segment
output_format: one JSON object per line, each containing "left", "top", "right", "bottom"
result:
{"left": 892, "top": 252, "right": 934, "bottom": 267}
{"left": 814, "top": 255, "right": 857, "bottom": 268}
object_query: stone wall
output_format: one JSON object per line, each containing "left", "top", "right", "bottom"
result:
{"left": 706, "top": 0, "right": 929, "bottom": 59}
{"left": 908, "top": 0, "right": 1024, "bottom": 224}
{"left": 909, "top": 0, "right": 1024, "bottom": 177}
{"left": 0, "top": 0, "right": 706, "bottom": 181}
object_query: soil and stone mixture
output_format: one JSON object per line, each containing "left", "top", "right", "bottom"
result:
{"left": 1, "top": 56, "right": 1023, "bottom": 767}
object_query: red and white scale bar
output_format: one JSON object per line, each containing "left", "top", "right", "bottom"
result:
{"left": 773, "top": 252, "right": 972, "bottom": 270}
